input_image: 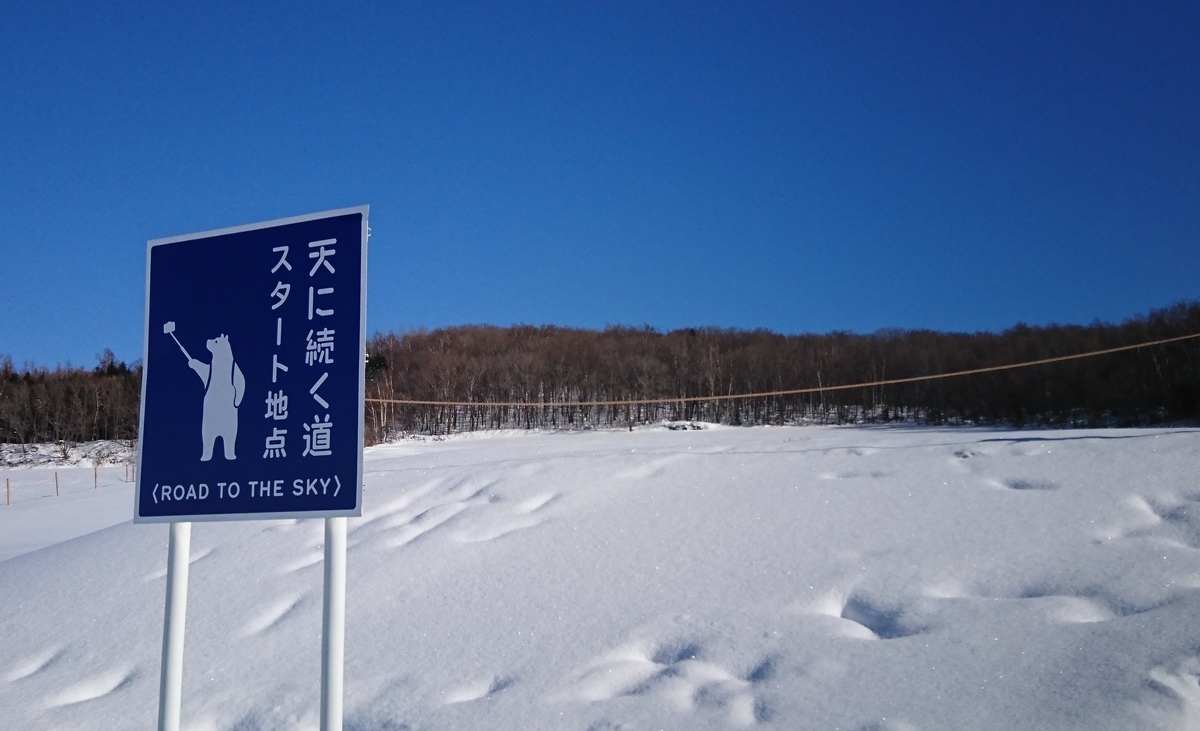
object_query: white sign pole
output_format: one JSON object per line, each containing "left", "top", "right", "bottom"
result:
{"left": 320, "top": 516, "right": 347, "bottom": 731}
{"left": 158, "top": 521, "right": 191, "bottom": 731}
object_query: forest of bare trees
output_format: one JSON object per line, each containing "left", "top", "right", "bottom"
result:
{"left": 0, "top": 349, "right": 141, "bottom": 445}
{"left": 4, "top": 301, "right": 1200, "bottom": 445}
{"left": 364, "top": 300, "right": 1200, "bottom": 440}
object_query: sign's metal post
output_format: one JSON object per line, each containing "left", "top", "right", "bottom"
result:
{"left": 158, "top": 521, "right": 191, "bottom": 731}
{"left": 320, "top": 516, "right": 347, "bottom": 731}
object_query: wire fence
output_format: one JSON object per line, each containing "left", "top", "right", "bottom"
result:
{"left": 2, "top": 463, "right": 136, "bottom": 507}
{"left": 358, "top": 329, "right": 1200, "bottom": 438}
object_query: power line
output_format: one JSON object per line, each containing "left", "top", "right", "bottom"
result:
{"left": 365, "top": 331, "right": 1200, "bottom": 408}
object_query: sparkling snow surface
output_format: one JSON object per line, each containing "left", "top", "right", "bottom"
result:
{"left": 2, "top": 425, "right": 1200, "bottom": 730}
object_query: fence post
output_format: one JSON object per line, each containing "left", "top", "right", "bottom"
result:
{"left": 6, "top": 478, "right": 9, "bottom": 506}
{"left": 55, "top": 471, "right": 59, "bottom": 497}
{"left": 94, "top": 464, "right": 98, "bottom": 490}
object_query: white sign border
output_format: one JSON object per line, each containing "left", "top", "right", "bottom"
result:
{"left": 134, "top": 205, "right": 369, "bottom": 524}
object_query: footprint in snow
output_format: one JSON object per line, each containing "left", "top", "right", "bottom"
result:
{"left": 567, "top": 640, "right": 768, "bottom": 727}
{"left": 142, "top": 546, "right": 216, "bottom": 581}
{"left": 979, "top": 476, "right": 1057, "bottom": 492}
{"left": 240, "top": 594, "right": 304, "bottom": 636}
{"left": 571, "top": 644, "right": 664, "bottom": 702}
{"left": 43, "top": 666, "right": 136, "bottom": 707}
{"left": 451, "top": 492, "right": 557, "bottom": 543}
{"left": 658, "top": 658, "right": 761, "bottom": 727}
{"left": 5, "top": 647, "right": 62, "bottom": 682}
{"left": 281, "top": 551, "right": 324, "bottom": 574}
{"left": 1093, "top": 494, "right": 1163, "bottom": 542}
{"left": 1017, "top": 584, "right": 1160, "bottom": 620}
{"left": 615, "top": 454, "right": 687, "bottom": 481}
{"left": 517, "top": 492, "right": 557, "bottom": 513}
{"left": 1001, "top": 477, "right": 1058, "bottom": 491}
{"left": 386, "top": 502, "right": 474, "bottom": 547}
{"left": 1147, "top": 500, "right": 1200, "bottom": 550}
{"left": 1143, "top": 656, "right": 1200, "bottom": 728}
{"left": 261, "top": 518, "right": 300, "bottom": 532}
{"left": 442, "top": 674, "right": 513, "bottom": 704}
{"left": 349, "top": 481, "right": 443, "bottom": 534}
{"left": 807, "top": 588, "right": 921, "bottom": 639}
{"left": 1043, "top": 595, "right": 1114, "bottom": 624}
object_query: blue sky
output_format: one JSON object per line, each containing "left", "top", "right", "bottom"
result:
{"left": 2, "top": 1, "right": 1198, "bottom": 368}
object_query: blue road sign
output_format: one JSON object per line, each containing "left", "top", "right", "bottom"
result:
{"left": 135, "top": 207, "right": 368, "bottom": 522}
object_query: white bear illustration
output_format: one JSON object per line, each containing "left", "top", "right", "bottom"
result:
{"left": 187, "top": 334, "right": 246, "bottom": 461}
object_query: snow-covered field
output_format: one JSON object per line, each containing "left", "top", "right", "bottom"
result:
{"left": 2, "top": 425, "right": 1200, "bottom": 730}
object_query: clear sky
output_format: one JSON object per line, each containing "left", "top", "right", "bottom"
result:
{"left": 2, "top": 1, "right": 1198, "bottom": 368}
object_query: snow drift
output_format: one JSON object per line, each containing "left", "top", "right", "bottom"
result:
{"left": 2, "top": 425, "right": 1200, "bottom": 730}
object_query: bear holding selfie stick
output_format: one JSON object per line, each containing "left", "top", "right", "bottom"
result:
{"left": 163, "top": 321, "right": 246, "bottom": 461}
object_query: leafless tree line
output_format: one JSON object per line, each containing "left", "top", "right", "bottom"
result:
{"left": 364, "top": 300, "right": 1200, "bottom": 440}
{"left": 4, "top": 302, "right": 1200, "bottom": 445}
{"left": 0, "top": 350, "right": 141, "bottom": 445}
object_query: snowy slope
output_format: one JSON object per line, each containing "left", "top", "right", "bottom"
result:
{"left": 0, "top": 463, "right": 135, "bottom": 562}
{"left": 2, "top": 425, "right": 1200, "bottom": 731}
